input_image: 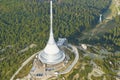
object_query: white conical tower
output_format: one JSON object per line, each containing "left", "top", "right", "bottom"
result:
{"left": 38, "top": 0, "right": 65, "bottom": 64}
{"left": 99, "top": 14, "right": 102, "bottom": 23}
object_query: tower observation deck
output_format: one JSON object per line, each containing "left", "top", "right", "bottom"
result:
{"left": 38, "top": 0, "right": 65, "bottom": 64}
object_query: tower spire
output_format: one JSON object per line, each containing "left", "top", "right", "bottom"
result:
{"left": 48, "top": 0, "right": 55, "bottom": 44}
{"left": 50, "top": 0, "right": 53, "bottom": 35}
{"left": 38, "top": 0, "right": 65, "bottom": 64}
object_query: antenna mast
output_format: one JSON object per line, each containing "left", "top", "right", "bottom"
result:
{"left": 50, "top": 0, "right": 53, "bottom": 35}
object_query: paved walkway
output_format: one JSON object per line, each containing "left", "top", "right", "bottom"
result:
{"left": 10, "top": 51, "right": 39, "bottom": 80}
{"left": 59, "top": 44, "right": 79, "bottom": 74}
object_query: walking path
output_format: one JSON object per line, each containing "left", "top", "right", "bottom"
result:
{"left": 59, "top": 44, "right": 79, "bottom": 74}
{"left": 10, "top": 51, "right": 39, "bottom": 80}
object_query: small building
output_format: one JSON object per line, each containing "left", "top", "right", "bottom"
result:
{"left": 81, "top": 44, "right": 87, "bottom": 50}
{"left": 57, "top": 38, "right": 68, "bottom": 46}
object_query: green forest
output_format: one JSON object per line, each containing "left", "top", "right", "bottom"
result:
{"left": 0, "top": 0, "right": 115, "bottom": 79}
{"left": 103, "top": 15, "right": 120, "bottom": 47}
{"left": 88, "top": 15, "right": 120, "bottom": 51}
